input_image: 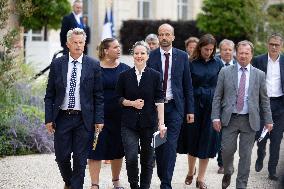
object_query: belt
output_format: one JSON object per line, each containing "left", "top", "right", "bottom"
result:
{"left": 164, "top": 99, "right": 174, "bottom": 104}
{"left": 232, "top": 113, "right": 248, "bottom": 117}
{"left": 270, "top": 95, "right": 283, "bottom": 101}
{"left": 60, "top": 109, "right": 81, "bottom": 115}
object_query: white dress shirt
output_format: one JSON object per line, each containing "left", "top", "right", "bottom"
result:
{"left": 134, "top": 65, "right": 146, "bottom": 86}
{"left": 160, "top": 48, "right": 173, "bottom": 100}
{"left": 61, "top": 53, "right": 83, "bottom": 110}
{"left": 266, "top": 55, "right": 283, "bottom": 97}
{"left": 221, "top": 59, "right": 234, "bottom": 66}
{"left": 72, "top": 12, "right": 82, "bottom": 26}
{"left": 234, "top": 63, "right": 250, "bottom": 114}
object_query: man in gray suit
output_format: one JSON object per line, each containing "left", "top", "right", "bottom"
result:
{"left": 211, "top": 40, "right": 273, "bottom": 189}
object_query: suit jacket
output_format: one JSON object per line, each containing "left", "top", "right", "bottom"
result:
{"left": 211, "top": 64, "right": 273, "bottom": 131}
{"left": 116, "top": 67, "right": 164, "bottom": 129}
{"left": 252, "top": 53, "right": 284, "bottom": 95}
{"left": 147, "top": 47, "right": 194, "bottom": 116}
{"left": 44, "top": 55, "right": 104, "bottom": 131}
{"left": 60, "top": 13, "right": 84, "bottom": 49}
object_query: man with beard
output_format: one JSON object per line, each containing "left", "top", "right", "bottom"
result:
{"left": 147, "top": 23, "right": 195, "bottom": 189}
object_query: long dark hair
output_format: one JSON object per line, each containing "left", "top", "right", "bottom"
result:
{"left": 190, "top": 34, "right": 217, "bottom": 61}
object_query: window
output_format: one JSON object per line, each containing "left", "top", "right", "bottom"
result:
{"left": 177, "top": 0, "right": 188, "bottom": 20}
{"left": 24, "top": 29, "right": 44, "bottom": 42}
{"left": 138, "top": 0, "right": 150, "bottom": 19}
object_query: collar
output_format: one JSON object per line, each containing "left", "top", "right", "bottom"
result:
{"left": 72, "top": 12, "right": 82, "bottom": 18}
{"left": 69, "top": 53, "right": 83, "bottom": 64}
{"left": 160, "top": 47, "right": 173, "bottom": 56}
{"left": 237, "top": 62, "right": 250, "bottom": 72}
{"left": 135, "top": 65, "right": 146, "bottom": 75}
{"left": 268, "top": 54, "right": 280, "bottom": 62}
{"left": 221, "top": 59, "right": 233, "bottom": 65}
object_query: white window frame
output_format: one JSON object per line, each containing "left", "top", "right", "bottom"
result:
{"left": 138, "top": 0, "right": 151, "bottom": 20}
{"left": 177, "top": 0, "right": 188, "bottom": 20}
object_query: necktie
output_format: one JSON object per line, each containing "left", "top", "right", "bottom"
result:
{"left": 236, "top": 67, "right": 247, "bottom": 112}
{"left": 68, "top": 60, "right": 78, "bottom": 109}
{"left": 225, "top": 62, "right": 230, "bottom": 66}
{"left": 163, "top": 53, "right": 170, "bottom": 98}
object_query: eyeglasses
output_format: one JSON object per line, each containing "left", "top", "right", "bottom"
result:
{"left": 269, "top": 43, "right": 281, "bottom": 47}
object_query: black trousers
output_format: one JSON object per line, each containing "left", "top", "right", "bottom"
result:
{"left": 121, "top": 125, "right": 154, "bottom": 189}
{"left": 54, "top": 111, "right": 92, "bottom": 189}
{"left": 256, "top": 96, "right": 284, "bottom": 175}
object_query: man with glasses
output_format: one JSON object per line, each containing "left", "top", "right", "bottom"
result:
{"left": 253, "top": 33, "right": 284, "bottom": 181}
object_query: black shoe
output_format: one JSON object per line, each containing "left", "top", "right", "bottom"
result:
{"left": 255, "top": 158, "right": 264, "bottom": 172}
{"left": 222, "top": 174, "right": 231, "bottom": 189}
{"left": 268, "top": 174, "right": 279, "bottom": 181}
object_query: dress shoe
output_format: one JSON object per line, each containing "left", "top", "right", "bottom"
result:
{"left": 64, "top": 185, "right": 71, "bottom": 189}
{"left": 222, "top": 174, "right": 231, "bottom": 189}
{"left": 255, "top": 158, "right": 264, "bottom": 172}
{"left": 217, "top": 166, "right": 224, "bottom": 174}
{"left": 268, "top": 174, "right": 279, "bottom": 181}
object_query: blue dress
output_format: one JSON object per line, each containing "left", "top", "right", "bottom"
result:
{"left": 177, "top": 57, "right": 223, "bottom": 159}
{"left": 88, "top": 63, "right": 130, "bottom": 160}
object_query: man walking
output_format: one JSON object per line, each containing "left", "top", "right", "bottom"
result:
{"left": 211, "top": 40, "right": 273, "bottom": 189}
{"left": 45, "top": 28, "right": 104, "bottom": 189}
{"left": 147, "top": 23, "right": 194, "bottom": 189}
{"left": 253, "top": 33, "right": 284, "bottom": 181}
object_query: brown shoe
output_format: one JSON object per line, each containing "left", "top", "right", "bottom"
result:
{"left": 196, "top": 180, "right": 207, "bottom": 189}
{"left": 185, "top": 174, "right": 194, "bottom": 185}
{"left": 222, "top": 174, "right": 231, "bottom": 189}
{"left": 217, "top": 166, "right": 224, "bottom": 174}
{"left": 64, "top": 185, "right": 71, "bottom": 189}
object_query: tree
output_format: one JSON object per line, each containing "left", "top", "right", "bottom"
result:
{"left": 196, "top": 0, "right": 266, "bottom": 43}
{"left": 266, "top": 3, "right": 284, "bottom": 37}
{"left": 17, "top": 0, "right": 71, "bottom": 41}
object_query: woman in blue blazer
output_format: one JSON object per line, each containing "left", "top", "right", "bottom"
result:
{"left": 116, "top": 41, "right": 166, "bottom": 189}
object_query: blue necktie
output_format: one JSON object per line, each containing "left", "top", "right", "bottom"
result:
{"left": 68, "top": 60, "right": 77, "bottom": 109}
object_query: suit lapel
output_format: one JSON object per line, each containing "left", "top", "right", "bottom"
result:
{"left": 138, "top": 67, "right": 148, "bottom": 89}
{"left": 248, "top": 65, "right": 256, "bottom": 97}
{"left": 280, "top": 54, "right": 284, "bottom": 92}
{"left": 61, "top": 55, "right": 69, "bottom": 88}
{"left": 130, "top": 68, "right": 139, "bottom": 87}
{"left": 232, "top": 64, "right": 238, "bottom": 91}
{"left": 262, "top": 54, "right": 268, "bottom": 73}
{"left": 80, "top": 55, "right": 89, "bottom": 83}
{"left": 155, "top": 49, "right": 163, "bottom": 73}
{"left": 171, "top": 48, "right": 177, "bottom": 79}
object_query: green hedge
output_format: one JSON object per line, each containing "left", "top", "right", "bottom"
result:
{"left": 120, "top": 20, "right": 203, "bottom": 54}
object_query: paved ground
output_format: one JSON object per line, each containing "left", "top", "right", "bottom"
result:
{"left": 0, "top": 140, "right": 283, "bottom": 189}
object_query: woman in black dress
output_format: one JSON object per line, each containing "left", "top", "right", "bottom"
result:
{"left": 178, "top": 34, "right": 223, "bottom": 189}
{"left": 88, "top": 38, "right": 130, "bottom": 189}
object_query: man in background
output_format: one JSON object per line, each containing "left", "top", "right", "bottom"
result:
{"left": 60, "top": 0, "right": 84, "bottom": 54}
{"left": 145, "top": 33, "right": 159, "bottom": 51}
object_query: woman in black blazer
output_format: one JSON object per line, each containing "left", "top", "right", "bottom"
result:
{"left": 116, "top": 41, "right": 166, "bottom": 189}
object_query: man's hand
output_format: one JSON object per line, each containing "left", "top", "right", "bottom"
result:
{"left": 265, "top": 123, "right": 273, "bottom": 132}
{"left": 132, "top": 99, "right": 144, "bottom": 109}
{"left": 213, "top": 120, "right": 222, "bottom": 132}
{"left": 186, "top": 114, "right": 194, "bottom": 123}
{"left": 95, "top": 123, "right": 104, "bottom": 133}
{"left": 158, "top": 124, "right": 167, "bottom": 138}
{"left": 45, "top": 122, "right": 55, "bottom": 134}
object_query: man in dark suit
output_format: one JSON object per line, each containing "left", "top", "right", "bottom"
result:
{"left": 215, "top": 39, "right": 237, "bottom": 174}
{"left": 253, "top": 33, "right": 284, "bottom": 181}
{"left": 212, "top": 40, "right": 273, "bottom": 189}
{"left": 147, "top": 23, "right": 194, "bottom": 189}
{"left": 60, "top": 0, "right": 84, "bottom": 55}
{"left": 45, "top": 28, "right": 104, "bottom": 189}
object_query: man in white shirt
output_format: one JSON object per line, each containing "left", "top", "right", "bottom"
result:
{"left": 253, "top": 33, "right": 284, "bottom": 181}
{"left": 60, "top": 0, "right": 84, "bottom": 54}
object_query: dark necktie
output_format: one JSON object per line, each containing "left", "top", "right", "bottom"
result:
{"left": 68, "top": 60, "right": 78, "bottom": 109}
{"left": 163, "top": 53, "right": 170, "bottom": 98}
{"left": 236, "top": 67, "right": 247, "bottom": 112}
{"left": 225, "top": 62, "right": 230, "bottom": 66}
